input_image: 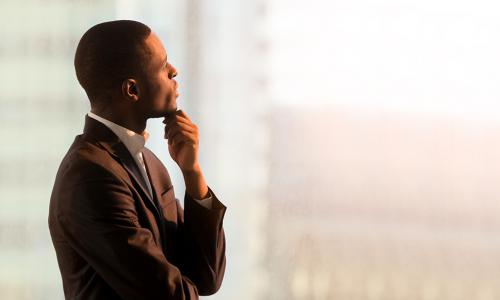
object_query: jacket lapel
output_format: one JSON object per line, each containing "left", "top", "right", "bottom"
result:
{"left": 107, "top": 142, "right": 155, "bottom": 202}
{"left": 141, "top": 149, "right": 170, "bottom": 256}
{"left": 141, "top": 149, "right": 171, "bottom": 202}
{"left": 82, "top": 115, "right": 161, "bottom": 219}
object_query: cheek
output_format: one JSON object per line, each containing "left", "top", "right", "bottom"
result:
{"left": 147, "top": 73, "right": 172, "bottom": 101}
{"left": 150, "top": 78, "right": 167, "bottom": 97}
{"left": 158, "top": 76, "right": 171, "bottom": 93}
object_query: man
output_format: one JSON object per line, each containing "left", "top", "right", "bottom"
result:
{"left": 48, "top": 20, "right": 226, "bottom": 299}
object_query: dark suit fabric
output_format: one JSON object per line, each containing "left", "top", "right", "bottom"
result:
{"left": 48, "top": 116, "right": 227, "bottom": 300}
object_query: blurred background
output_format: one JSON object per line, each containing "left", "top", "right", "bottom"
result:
{"left": 1, "top": 0, "right": 500, "bottom": 299}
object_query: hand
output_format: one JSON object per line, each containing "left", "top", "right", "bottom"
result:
{"left": 163, "top": 110, "right": 200, "bottom": 172}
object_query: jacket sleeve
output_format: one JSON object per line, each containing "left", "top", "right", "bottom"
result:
{"left": 56, "top": 163, "right": 200, "bottom": 300}
{"left": 173, "top": 188, "right": 227, "bottom": 295}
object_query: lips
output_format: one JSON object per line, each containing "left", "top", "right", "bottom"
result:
{"left": 174, "top": 82, "right": 179, "bottom": 96}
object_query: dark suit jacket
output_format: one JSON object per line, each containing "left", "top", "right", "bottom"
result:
{"left": 48, "top": 115, "right": 227, "bottom": 299}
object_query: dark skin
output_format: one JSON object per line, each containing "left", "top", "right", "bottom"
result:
{"left": 90, "top": 32, "right": 209, "bottom": 200}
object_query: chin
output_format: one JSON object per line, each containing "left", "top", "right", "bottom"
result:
{"left": 151, "top": 105, "right": 176, "bottom": 118}
{"left": 166, "top": 104, "right": 177, "bottom": 115}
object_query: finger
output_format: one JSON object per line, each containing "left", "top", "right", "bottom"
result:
{"left": 165, "top": 117, "right": 197, "bottom": 132}
{"left": 164, "top": 109, "right": 190, "bottom": 121}
{"left": 162, "top": 110, "right": 179, "bottom": 124}
{"left": 164, "top": 125, "right": 192, "bottom": 140}
{"left": 176, "top": 109, "right": 192, "bottom": 121}
{"left": 165, "top": 125, "right": 198, "bottom": 135}
{"left": 166, "top": 127, "right": 198, "bottom": 144}
{"left": 171, "top": 131, "right": 197, "bottom": 145}
{"left": 170, "top": 132, "right": 197, "bottom": 147}
{"left": 165, "top": 123, "right": 197, "bottom": 138}
{"left": 165, "top": 115, "right": 194, "bottom": 128}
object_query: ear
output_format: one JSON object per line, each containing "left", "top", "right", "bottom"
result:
{"left": 121, "top": 79, "right": 139, "bottom": 102}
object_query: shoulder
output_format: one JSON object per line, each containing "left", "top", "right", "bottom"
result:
{"left": 50, "top": 138, "right": 135, "bottom": 223}
{"left": 55, "top": 137, "right": 127, "bottom": 189}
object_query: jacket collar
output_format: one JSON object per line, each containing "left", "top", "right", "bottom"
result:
{"left": 87, "top": 112, "right": 149, "bottom": 157}
{"left": 81, "top": 115, "right": 158, "bottom": 211}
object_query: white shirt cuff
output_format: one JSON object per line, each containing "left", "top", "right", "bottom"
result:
{"left": 193, "top": 191, "right": 213, "bottom": 209}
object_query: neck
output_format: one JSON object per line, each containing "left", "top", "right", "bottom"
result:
{"left": 91, "top": 108, "right": 147, "bottom": 134}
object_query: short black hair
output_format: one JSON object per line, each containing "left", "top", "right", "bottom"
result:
{"left": 74, "top": 20, "right": 152, "bottom": 104}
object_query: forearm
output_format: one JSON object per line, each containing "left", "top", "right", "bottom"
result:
{"left": 182, "top": 165, "right": 209, "bottom": 200}
{"left": 178, "top": 188, "right": 227, "bottom": 295}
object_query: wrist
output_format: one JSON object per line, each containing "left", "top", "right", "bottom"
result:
{"left": 182, "top": 164, "right": 209, "bottom": 199}
{"left": 180, "top": 163, "right": 202, "bottom": 175}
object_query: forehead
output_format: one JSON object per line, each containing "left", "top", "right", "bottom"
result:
{"left": 143, "top": 32, "right": 167, "bottom": 63}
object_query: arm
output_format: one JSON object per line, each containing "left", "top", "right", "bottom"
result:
{"left": 174, "top": 187, "right": 227, "bottom": 295}
{"left": 58, "top": 164, "right": 199, "bottom": 300}
{"left": 163, "top": 109, "right": 227, "bottom": 294}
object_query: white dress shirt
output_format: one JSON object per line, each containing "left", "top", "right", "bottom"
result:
{"left": 87, "top": 112, "right": 212, "bottom": 209}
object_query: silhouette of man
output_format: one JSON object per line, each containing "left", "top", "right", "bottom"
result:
{"left": 48, "top": 20, "right": 226, "bottom": 299}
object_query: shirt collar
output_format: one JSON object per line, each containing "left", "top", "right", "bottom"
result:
{"left": 87, "top": 111, "right": 149, "bottom": 156}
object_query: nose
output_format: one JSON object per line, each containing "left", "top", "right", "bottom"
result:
{"left": 169, "top": 65, "right": 178, "bottom": 79}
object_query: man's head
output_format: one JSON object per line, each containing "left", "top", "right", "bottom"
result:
{"left": 75, "top": 20, "right": 178, "bottom": 119}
